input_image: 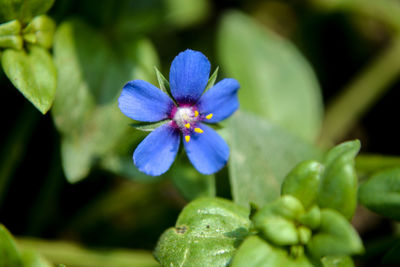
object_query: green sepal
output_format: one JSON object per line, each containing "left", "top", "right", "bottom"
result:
{"left": 203, "top": 66, "right": 219, "bottom": 93}
{"left": 0, "top": 224, "right": 23, "bottom": 267}
{"left": 282, "top": 160, "right": 323, "bottom": 209}
{"left": 23, "top": 15, "right": 56, "bottom": 49}
{"left": 0, "top": 20, "right": 23, "bottom": 50}
{"left": 318, "top": 140, "right": 360, "bottom": 220}
{"left": 359, "top": 167, "right": 400, "bottom": 221}
{"left": 231, "top": 236, "right": 313, "bottom": 267}
{"left": 154, "top": 197, "right": 251, "bottom": 267}
{"left": 307, "top": 209, "right": 364, "bottom": 260}
{"left": 130, "top": 119, "right": 171, "bottom": 132}
{"left": 154, "top": 66, "right": 175, "bottom": 103}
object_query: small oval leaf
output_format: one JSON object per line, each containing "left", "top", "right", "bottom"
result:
{"left": 154, "top": 197, "right": 251, "bottom": 267}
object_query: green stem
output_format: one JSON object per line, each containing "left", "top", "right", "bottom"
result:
{"left": 17, "top": 238, "right": 158, "bottom": 267}
{"left": 0, "top": 104, "right": 39, "bottom": 207}
{"left": 319, "top": 36, "right": 400, "bottom": 146}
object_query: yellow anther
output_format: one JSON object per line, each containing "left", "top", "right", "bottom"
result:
{"left": 194, "top": 128, "right": 204, "bottom": 133}
{"left": 185, "top": 135, "right": 190, "bottom": 142}
{"left": 206, "top": 113, "right": 213, "bottom": 120}
{"left": 185, "top": 123, "right": 190, "bottom": 129}
{"left": 194, "top": 110, "right": 199, "bottom": 117}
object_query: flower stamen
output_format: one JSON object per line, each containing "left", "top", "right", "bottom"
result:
{"left": 185, "top": 135, "right": 190, "bottom": 142}
{"left": 206, "top": 113, "right": 213, "bottom": 120}
{"left": 194, "top": 128, "right": 204, "bottom": 133}
{"left": 194, "top": 110, "right": 199, "bottom": 117}
{"left": 185, "top": 123, "right": 191, "bottom": 129}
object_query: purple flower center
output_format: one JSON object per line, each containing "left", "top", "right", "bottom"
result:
{"left": 170, "top": 105, "right": 212, "bottom": 142}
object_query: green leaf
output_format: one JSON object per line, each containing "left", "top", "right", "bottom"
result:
{"left": 318, "top": 140, "right": 360, "bottom": 220}
{"left": 218, "top": 11, "right": 323, "bottom": 141}
{"left": 228, "top": 111, "right": 321, "bottom": 208}
{"left": 154, "top": 197, "right": 251, "bottom": 267}
{"left": 1, "top": 45, "right": 56, "bottom": 114}
{"left": 20, "top": 250, "right": 52, "bottom": 267}
{"left": 0, "top": 20, "right": 23, "bottom": 49}
{"left": 52, "top": 19, "right": 158, "bottom": 182}
{"left": 23, "top": 15, "right": 55, "bottom": 49}
{"left": 307, "top": 209, "right": 364, "bottom": 259}
{"left": 282, "top": 160, "right": 324, "bottom": 209}
{"left": 359, "top": 167, "right": 400, "bottom": 221}
{"left": 253, "top": 195, "right": 304, "bottom": 246}
{"left": 170, "top": 162, "right": 215, "bottom": 201}
{"left": 231, "top": 236, "right": 313, "bottom": 267}
{"left": 0, "top": 224, "right": 23, "bottom": 267}
{"left": 321, "top": 256, "right": 354, "bottom": 267}
{"left": 0, "top": 0, "right": 55, "bottom": 23}
{"left": 298, "top": 205, "right": 321, "bottom": 230}
{"left": 203, "top": 66, "right": 219, "bottom": 93}
{"left": 130, "top": 120, "right": 171, "bottom": 132}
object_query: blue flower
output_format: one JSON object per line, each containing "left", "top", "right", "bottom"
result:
{"left": 118, "top": 49, "right": 240, "bottom": 176}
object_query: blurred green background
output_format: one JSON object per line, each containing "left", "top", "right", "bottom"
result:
{"left": 1, "top": 0, "right": 400, "bottom": 266}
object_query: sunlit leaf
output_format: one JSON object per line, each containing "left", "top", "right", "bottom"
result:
{"left": 154, "top": 198, "right": 251, "bottom": 267}
{"left": 1, "top": 45, "right": 56, "bottom": 114}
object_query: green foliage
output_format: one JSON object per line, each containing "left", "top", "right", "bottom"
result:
{"left": 359, "top": 167, "right": 400, "bottom": 221}
{"left": 318, "top": 140, "right": 360, "bottom": 220}
{"left": 228, "top": 111, "right": 321, "bottom": 208}
{"left": 0, "top": 224, "right": 51, "bottom": 267}
{"left": 0, "top": 224, "right": 22, "bottom": 267}
{"left": 307, "top": 209, "right": 364, "bottom": 259}
{"left": 0, "top": 0, "right": 54, "bottom": 23}
{"left": 282, "top": 160, "right": 324, "bottom": 209}
{"left": 282, "top": 140, "right": 360, "bottom": 219}
{"left": 231, "top": 236, "right": 313, "bottom": 267}
{"left": 253, "top": 196, "right": 305, "bottom": 246}
{"left": 154, "top": 198, "right": 251, "bottom": 266}
{"left": 1, "top": 45, "right": 56, "bottom": 114}
{"left": 0, "top": 20, "right": 22, "bottom": 49}
{"left": 22, "top": 15, "right": 55, "bottom": 49}
{"left": 52, "top": 19, "right": 158, "bottom": 182}
{"left": 218, "top": 11, "right": 323, "bottom": 141}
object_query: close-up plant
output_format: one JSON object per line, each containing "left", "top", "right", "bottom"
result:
{"left": 1, "top": 0, "right": 400, "bottom": 266}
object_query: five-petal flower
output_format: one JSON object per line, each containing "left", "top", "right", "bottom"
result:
{"left": 118, "top": 49, "right": 240, "bottom": 176}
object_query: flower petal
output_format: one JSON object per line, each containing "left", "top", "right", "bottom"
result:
{"left": 169, "top": 49, "right": 211, "bottom": 104}
{"left": 133, "top": 123, "right": 180, "bottom": 176}
{"left": 197, "top": 78, "right": 240, "bottom": 123}
{"left": 119, "top": 80, "right": 174, "bottom": 122}
{"left": 184, "top": 123, "right": 229, "bottom": 174}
